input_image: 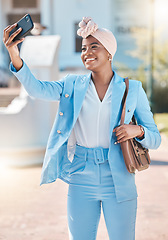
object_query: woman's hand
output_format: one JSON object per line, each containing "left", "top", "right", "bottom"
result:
{"left": 3, "top": 24, "right": 25, "bottom": 71}
{"left": 113, "top": 124, "right": 143, "bottom": 144}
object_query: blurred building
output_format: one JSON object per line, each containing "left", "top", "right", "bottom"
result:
{"left": 0, "top": 0, "right": 152, "bottom": 70}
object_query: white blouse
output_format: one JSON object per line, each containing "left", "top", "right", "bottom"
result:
{"left": 73, "top": 76, "right": 114, "bottom": 148}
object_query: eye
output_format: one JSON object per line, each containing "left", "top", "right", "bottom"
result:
{"left": 91, "top": 45, "right": 98, "bottom": 49}
{"left": 81, "top": 47, "right": 86, "bottom": 52}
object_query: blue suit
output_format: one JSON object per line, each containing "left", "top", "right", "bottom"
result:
{"left": 10, "top": 61, "right": 161, "bottom": 203}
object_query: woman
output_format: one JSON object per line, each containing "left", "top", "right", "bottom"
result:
{"left": 3, "top": 17, "right": 161, "bottom": 240}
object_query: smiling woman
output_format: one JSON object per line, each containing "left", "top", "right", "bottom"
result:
{"left": 3, "top": 16, "right": 161, "bottom": 240}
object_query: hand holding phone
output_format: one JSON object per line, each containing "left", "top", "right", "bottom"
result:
{"left": 9, "top": 14, "right": 34, "bottom": 41}
{"left": 3, "top": 14, "right": 34, "bottom": 71}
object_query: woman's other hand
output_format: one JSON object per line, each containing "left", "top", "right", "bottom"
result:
{"left": 113, "top": 124, "right": 144, "bottom": 144}
{"left": 3, "top": 24, "right": 24, "bottom": 71}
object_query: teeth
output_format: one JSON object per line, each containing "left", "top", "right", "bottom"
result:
{"left": 85, "top": 58, "right": 96, "bottom": 62}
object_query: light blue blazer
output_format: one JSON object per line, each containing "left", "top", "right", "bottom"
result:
{"left": 10, "top": 61, "right": 161, "bottom": 202}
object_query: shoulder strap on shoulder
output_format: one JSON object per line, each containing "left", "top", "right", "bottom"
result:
{"left": 120, "top": 78, "right": 129, "bottom": 125}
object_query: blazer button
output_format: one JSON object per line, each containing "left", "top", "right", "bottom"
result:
{"left": 65, "top": 94, "right": 69, "bottom": 98}
{"left": 59, "top": 112, "right": 63, "bottom": 116}
{"left": 128, "top": 109, "right": 131, "bottom": 112}
{"left": 57, "top": 130, "right": 61, "bottom": 134}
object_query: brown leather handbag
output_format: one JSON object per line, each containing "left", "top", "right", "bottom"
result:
{"left": 120, "top": 78, "right": 151, "bottom": 173}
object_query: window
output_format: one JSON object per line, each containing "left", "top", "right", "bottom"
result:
{"left": 12, "top": 0, "right": 37, "bottom": 8}
{"left": 75, "top": 22, "right": 82, "bottom": 53}
{"left": 8, "top": 14, "right": 40, "bottom": 26}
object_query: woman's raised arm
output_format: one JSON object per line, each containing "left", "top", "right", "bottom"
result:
{"left": 3, "top": 23, "right": 24, "bottom": 71}
{"left": 3, "top": 24, "right": 66, "bottom": 101}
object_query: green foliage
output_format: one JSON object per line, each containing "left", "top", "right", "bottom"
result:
{"left": 153, "top": 84, "right": 168, "bottom": 113}
{"left": 124, "top": 27, "right": 168, "bottom": 113}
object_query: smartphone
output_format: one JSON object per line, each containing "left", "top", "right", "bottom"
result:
{"left": 9, "top": 14, "right": 34, "bottom": 41}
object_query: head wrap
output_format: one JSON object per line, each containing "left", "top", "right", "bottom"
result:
{"left": 77, "top": 17, "right": 117, "bottom": 58}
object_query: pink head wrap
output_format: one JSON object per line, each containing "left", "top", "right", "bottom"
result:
{"left": 77, "top": 17, "right": 117, "bottom": 58}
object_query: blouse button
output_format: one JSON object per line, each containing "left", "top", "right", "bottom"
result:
{"left": 59, "top": 112, "right": 63, "bottom": 116}
{"left": 65, "top": 94, "right": 69, "bottom": 98}
{"left": 57, "top": 130, "right": 61, "bottom": 134}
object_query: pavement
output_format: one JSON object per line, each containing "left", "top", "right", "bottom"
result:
{"left": 0, "top": 134, "right": 168, "bottom": 240}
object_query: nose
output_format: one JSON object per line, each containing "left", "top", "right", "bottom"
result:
{"left": 84, "top": 46, "right": 92, "bottom": 55}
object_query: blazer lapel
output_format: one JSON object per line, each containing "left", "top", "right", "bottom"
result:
{"left": 72, "top": 71, "right": 125, "bottom": 141}
{"left": 73, "top": 73, "right": 91, "bottom": 126}
{"left": 109, "top": 71, "right": 126, "bottom": 139}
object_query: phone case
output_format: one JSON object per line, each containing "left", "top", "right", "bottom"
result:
{"left": 9, "top": 14, "right": 34, "bottom": 41}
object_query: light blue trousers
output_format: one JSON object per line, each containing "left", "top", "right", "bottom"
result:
{"left": 67, "top": 144, "right": 137, "bottom": 240}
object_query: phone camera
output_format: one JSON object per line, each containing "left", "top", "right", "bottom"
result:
{"left": 25, "top": 15, "right": 30, "bottom": 22}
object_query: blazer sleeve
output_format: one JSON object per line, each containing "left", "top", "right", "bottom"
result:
{"left": 134, "top": 81, "right": 161, "bottom": 149}
{"left": 9, "top": 61, "right": 68, "bottom": 101}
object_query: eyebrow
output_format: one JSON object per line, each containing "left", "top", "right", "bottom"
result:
{"left": 82, "top": 42, "right": 100, "bottom": 47}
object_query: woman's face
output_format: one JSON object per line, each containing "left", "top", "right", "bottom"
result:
{"left": 81, "top": 35, "right": 111, "bottom": 72}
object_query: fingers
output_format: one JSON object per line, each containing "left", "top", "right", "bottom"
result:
{"left": 3, "top": 23, "right": 17, "bottom": 33}
{"left": 4, "top": 27, "right": 23, "bottom": 48}
{"left": 113, "top": 124, "right": 141, "bottom": 144}
{"left": 6, "top": 37, "right": 25, "bottom": 49}
{"left": 3, "top": 23, "right": 17, "bottom": 41}
{"left": 116, "top": 132, "right": 128, "bottom": 143}
{"left": 113, "top": 125, "right": 129, "bottom": 144}
{"left": 4, "top": 23, "right": 17, "bottom": 32}
{"left": 115, "top": 128, "right": 125, "bottom": 136}
{"left": 3, "top": 23, "right": 23, "bottom": 46}
{"left": 7, "top": 28, "right": 22, "bottom": 43}
{"left": 114, "top": 135, "right": 129, "bottom": 144}
{"left": 113, "top": 125, "right": 125, "bottom": 134}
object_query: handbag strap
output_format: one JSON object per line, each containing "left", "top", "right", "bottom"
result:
{"left": 120, "top": 78, "right": 129, "bottom": 125}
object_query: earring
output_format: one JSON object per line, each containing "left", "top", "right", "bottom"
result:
{"left": 108, "top": 55, "right": 112, "bottom": 62}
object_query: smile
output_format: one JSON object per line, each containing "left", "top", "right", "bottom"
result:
{"left": 85, "top": 58, "right": 96, "bottom": 63}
